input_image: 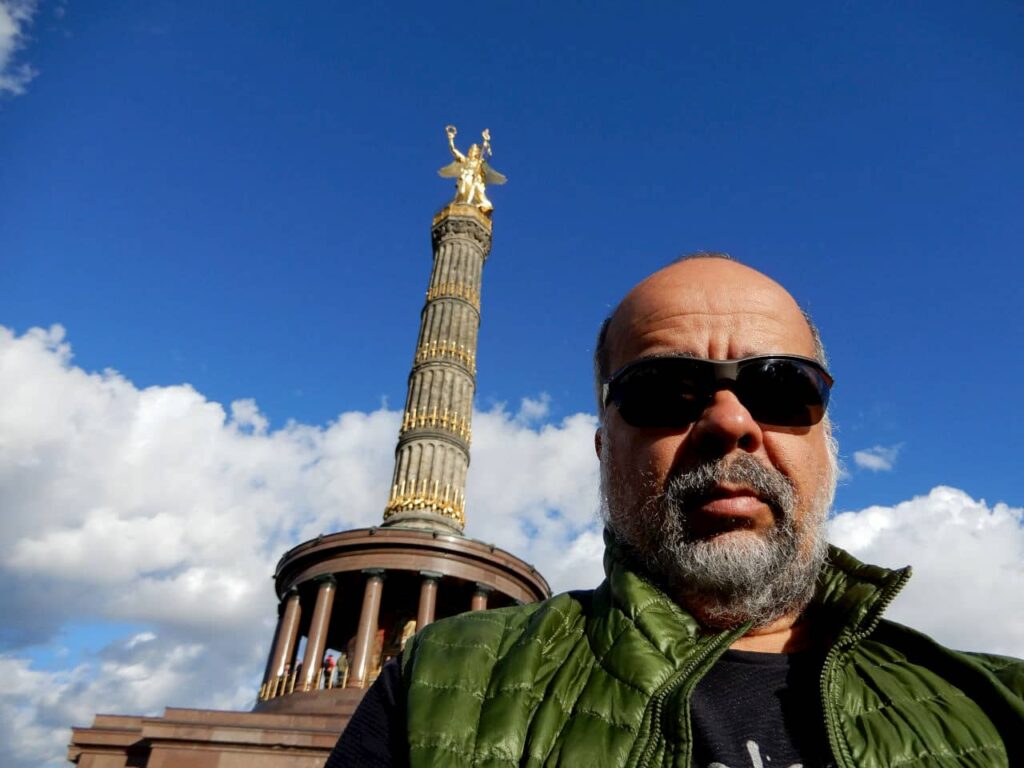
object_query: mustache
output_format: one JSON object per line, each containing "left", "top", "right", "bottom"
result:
{"left": 661, "top": 454, "right": 796, "bottom": 521}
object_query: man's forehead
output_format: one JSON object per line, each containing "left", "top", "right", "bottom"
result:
{"left": 621, "top": 283, "right": 790, "bottom": 325}
{"left": 606, "top": 260, "right": 814, "bottom": 368}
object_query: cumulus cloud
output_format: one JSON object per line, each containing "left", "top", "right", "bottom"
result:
{"left": 830, "top": 486, "right": 1024, "bottom": 657}
{"left": 0, "top": 0, "right": 38, "bottom": 95}
{"left": 0, "top": 324, "right": 396, "bottom": 765}
{"left": 1, "top": 324, "right": 1021, "bottom": 767}
{"left": 467, "top": 398, "right": 603, "bottom": 590}
{"left": 511, "top": 393, "right": 551, "bottom": 425}
{"left": 852, "top": 442, "right": 902, "bottom": 472}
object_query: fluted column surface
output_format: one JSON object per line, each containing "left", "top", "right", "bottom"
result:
{"left": 383, "top": 205, "right": 492, "bottom": 533}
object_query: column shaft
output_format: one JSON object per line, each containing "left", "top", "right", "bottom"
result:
{"left": 349, "top": 570, "right": 385, "bottom": 689}
{"left": 267, "top": 590, "right": 301, "bottom": 680}
{"left": 301, "top": 576, "right": 337, "bottom": 690}
{"left": 471, "top": 583, "right": 492, "bottom": 611}
{"left": 262, "top": 602, "right": 286, "bottom": 686}
{"left": 417, "top": 573, "right": 440, "bottom": 629}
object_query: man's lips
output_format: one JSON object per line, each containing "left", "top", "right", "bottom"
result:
{"left": 695, "top": 492, "right": 766, "bottom": 516}
{"left": 686, "top": 487, "right": 771, "bottom": 535}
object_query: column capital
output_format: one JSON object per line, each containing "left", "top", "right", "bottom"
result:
{"left": 419, "top": 570, "right": 443, "bottom": 580}
{"left": 314, "top": 574, "right": 337, "bottom": 587}
{"left": 473, "top": 582, "right": 494, "bottom": 594}
{"left": 362, "top": 568, "right": 386, "bottom": 578}
{"left": 283, "top": 587, "right": 300, "bottom": 600}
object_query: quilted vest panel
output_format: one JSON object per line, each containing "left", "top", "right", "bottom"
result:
{"left": 402, "top": 546, "right": 1021, "bottom": 767}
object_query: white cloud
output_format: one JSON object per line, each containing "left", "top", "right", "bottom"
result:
{"left": 1, "top": 324, "right": 1021, "bottom": 766}
{"left": 0, "top": 634, "right": 226, "bottom": 768}
{"left": 467, "top": 398, "right": 603, "bottom": 591}
{"left": 513, "top": 394, "right": 551, "bottom": 424}
{"left": 830, "top": 486, "right": 1024, "bottom": 657}
{"left": 852, "top": 442, "right": 902, "bottom": 472}
{"left": 0, "top": 324, "right": 399, "bottom": 766}
{"left": 0, "top": 0, "right": 38, "bottom": 95}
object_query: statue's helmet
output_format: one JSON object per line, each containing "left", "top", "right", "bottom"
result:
{"left": 468, "top": 144, "right": 482, "bottom": 159}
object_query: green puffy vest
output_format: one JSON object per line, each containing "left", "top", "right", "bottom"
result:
{"left": 402, "top": 542, "right": 1024, "bottom": 767}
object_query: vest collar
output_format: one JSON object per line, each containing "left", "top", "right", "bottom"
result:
{"left": 594, "top": 530, "right": 911, "bottom": 663}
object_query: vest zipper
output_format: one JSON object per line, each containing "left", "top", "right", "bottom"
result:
{"left": 628, "top": 625, "right": 748, "bottom": 768}
{"left": 819, "top": 567, "right": 911, "bottom": 768}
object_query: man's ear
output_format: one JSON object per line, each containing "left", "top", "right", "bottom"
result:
{"left": 594, "top": 427, "right": 603, "bottom": 459}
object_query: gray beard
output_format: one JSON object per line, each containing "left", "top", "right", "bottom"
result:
{"left": 601, "top": 453, "right": 831, "bottom": 629}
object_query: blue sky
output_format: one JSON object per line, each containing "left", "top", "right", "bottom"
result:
{"left": 1, "top": 2, "right": 1023, "bottom": 765}
{"left": 6, "top": 1, "right": 1023, "bottom": 511}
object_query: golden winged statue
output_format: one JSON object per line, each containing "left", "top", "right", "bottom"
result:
{"left": 438, "top": 125, "right": 507, "bottom": 213}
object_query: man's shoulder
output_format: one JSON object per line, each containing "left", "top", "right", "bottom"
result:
{"left": 961, "top": 651, "right": 1024, "bottom": 697}
{"left": 869, "top": 618, "right": 1024, "bottom": 701}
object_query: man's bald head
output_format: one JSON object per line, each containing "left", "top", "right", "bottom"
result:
{"left": 593, "top": 253, "right": 827, "bottom": 417}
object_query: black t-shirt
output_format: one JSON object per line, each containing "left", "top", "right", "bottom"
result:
{"left": 327, "top": 650, "right": 834, "bottom": 767}
{"left": 690, "top": 649, "right": 835, "bottom": 768}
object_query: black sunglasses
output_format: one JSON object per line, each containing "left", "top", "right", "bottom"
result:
{"left": 602, "top": 354, "right": 833, "bottom": 429}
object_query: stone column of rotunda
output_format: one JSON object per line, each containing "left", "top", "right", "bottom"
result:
{"left": 348, "top": 569, "right": 386, "bottom": 689}
{"left": 416, "top": 571, "right": 441, "bottom": 628}
{"left": 381, "top": 203, "right": 492, "bottom": 534}
{"left": 299, "top": 575, "right": 337, "bottom": 690}
{"left": 260, "top": 589, "right": 300, "bottom": 695}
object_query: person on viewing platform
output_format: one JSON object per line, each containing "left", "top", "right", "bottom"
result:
{"left": 323, "top": 653, "right": 337, "bottom": 688}
{"left": 326, "top": 254, "right": 1024, "bottom": 767}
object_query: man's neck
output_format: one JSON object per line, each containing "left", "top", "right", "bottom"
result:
{"left": 727, "top": 613, "right": 816, "bottom": 653}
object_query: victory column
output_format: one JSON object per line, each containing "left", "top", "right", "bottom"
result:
{"left": 383, "top": 126, "right": 507, "bottom": 533}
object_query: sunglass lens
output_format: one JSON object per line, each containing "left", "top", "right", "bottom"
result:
{"left": 613, "top": 359, "right": 707, "bottom": 428}
{"left": 738, "top": 359, "right": 828, "bottom": 427}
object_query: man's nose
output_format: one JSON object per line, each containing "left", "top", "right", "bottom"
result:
{"left": 688, "top": 389, "right": 764, "bottom": 459}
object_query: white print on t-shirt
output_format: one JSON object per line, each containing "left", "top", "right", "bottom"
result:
{"left": 708, "top": 739, "right": 803, "bottom": 768}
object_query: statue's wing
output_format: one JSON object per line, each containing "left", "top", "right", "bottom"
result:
{"left": 483, "top": 163, "right": 507, "bottom": 185}
{"left": 438, "top": 161, "right": 463, "bottom": 178}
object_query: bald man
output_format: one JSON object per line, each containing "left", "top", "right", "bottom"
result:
{"left": 329, "top": 255, "right": 1024, "bottom": 768}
